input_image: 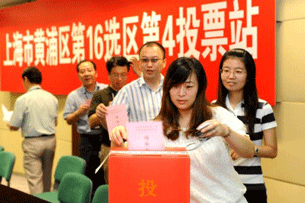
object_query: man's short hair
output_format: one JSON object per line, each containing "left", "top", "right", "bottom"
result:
{"left": 22, "top": 66, "right": 42, "bottom": 84}
{"left": 106, "top": 56, "right": 131, "bottom": 74}
{"left": 139, "top": 41, "right": 166, "bottom": 59}
{"left": 76, "top": 60, "right": 97, "bottom": 72}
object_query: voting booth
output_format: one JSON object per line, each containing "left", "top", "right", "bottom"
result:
{"left": 109, "top": 148, "right": 190, "bottom": 203}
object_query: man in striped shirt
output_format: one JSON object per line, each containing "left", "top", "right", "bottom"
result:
{"left": 96, "top": 41, "right": 166, "bottom": 129}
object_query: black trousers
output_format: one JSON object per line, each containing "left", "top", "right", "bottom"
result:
{"left": 79, "top": 134, "right": 105, "bottom": 192}
{"left": 244, "top": 184, "right": 267, "bottom": 203}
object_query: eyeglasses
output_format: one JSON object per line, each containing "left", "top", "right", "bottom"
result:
{"left": 110, "top": 72, "right": 128, "bottom": 78}
{"left": 220, "top": 68, "right": 246, "bottom": 77}
{"left": 140, "top": 58, "right": 162, "bottom": 65}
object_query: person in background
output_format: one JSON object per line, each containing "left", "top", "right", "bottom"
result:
{"left": 215, "top": 48, "right": 277, "bottom": 202}
{"left": 88, "top": 56, "right": 131, "bottom": 183}
{"left": 96, "top": 41, "right": 167, "bottom": 138}
{"left": 63, "top": 60, "right": 108, "bottom": 189}
{"left": 110, "top": 57, "right": 255, "bottom": 202}
{"left": 7, "top": 67, "right": 58, "bottom": 195}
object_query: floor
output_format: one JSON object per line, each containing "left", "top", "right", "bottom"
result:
{"left": 1, "top": 173, "right": 30, "bottom": 194}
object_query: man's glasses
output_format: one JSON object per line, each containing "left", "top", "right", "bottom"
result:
{"left": 140, "top": 58, "right": 162, "bottom": 65}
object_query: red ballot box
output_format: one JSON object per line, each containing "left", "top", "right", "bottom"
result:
{"left": 109, "top": 148, "right": 190, "bottom": 203}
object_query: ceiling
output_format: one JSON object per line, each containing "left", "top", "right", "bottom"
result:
{"left": 0, "top": 0, "right": 35, "bottom": 10}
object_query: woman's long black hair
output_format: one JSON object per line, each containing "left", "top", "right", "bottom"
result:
{"left": 215, "top": 48, "right": 258, "bottom": 134}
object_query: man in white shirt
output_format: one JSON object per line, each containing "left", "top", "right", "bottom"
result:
{"left": 8, "top": 67, "right": 58, "bottom": 195}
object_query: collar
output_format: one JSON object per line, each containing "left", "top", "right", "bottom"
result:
{"left": 138, "top": 75, "right": 164, "bottom": 89}
{"left": 108, "top": 85, "right": 118, "bottom": 94}
{"left": 81, "top": 83, "right": 99, "bottom": 94}
{"left": 225, "top": 95, "right": 244, "bottom": 111}
{"left": 27, "top": 85, "right": 41, "bottom": 92}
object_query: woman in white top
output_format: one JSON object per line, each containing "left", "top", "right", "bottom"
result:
{"left": 111, "top": 57, "right": 255, "bottom": 202}
{"left": 215, "top": 48, "right": 277, "bottom": 202}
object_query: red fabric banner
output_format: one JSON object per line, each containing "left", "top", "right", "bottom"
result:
{"left": 0, "top": 0, "right": 275, "bottom": 105}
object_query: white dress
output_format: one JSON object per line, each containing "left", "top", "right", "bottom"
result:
{"left": 164, "top": 106, "right": 248, "bottom": 203}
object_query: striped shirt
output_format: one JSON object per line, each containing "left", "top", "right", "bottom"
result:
{"left": 111, "top": 76, "right": 163, "bottom": 122}
{"left": 225, "top": 96, "right": 277, "bottom": 190}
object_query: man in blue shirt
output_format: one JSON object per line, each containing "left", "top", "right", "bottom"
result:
{"left": 63, "top": 60, "right": 107, "bottom": 189}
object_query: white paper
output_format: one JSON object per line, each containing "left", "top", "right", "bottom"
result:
{"left": 2, "top": 104, "right": 13, "bottom": 123}
{"left": 127, "top": 121, "right": 166, "bottom": 151}
{"left": 95, "top": 152, "right": 110, "bottom": 174}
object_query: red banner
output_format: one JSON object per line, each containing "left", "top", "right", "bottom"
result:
{"left": 0, "top": 0, "right": 275, "bottom": 105}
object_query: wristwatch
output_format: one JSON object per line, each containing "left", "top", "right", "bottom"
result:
{"left": 255, "top": 146, "right": 259, "bottom": 156}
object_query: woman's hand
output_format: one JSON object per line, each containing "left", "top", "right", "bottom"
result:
{"left": 230, "top": 149, "right": 239, "bottom": 160}
{"left": 110, "top": 125, "right": 128, "bottom": 146}
{"left": 197, "top": 119, "right": 255, "bottom": 158}
{"left": 196, "top": 119, "right": 230, "bottom": 138}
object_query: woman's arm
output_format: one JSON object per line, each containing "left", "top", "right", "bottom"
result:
{"left": 222, "top": 124, "right": 255, "bottom": 158}
{"left": 198, "top": 120, "right": 255, "bottom": 158}
{"left": 255, "top": 127, "right": 277, "bottom": 158}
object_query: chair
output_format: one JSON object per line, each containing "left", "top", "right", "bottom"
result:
{"left": 53, "top": 155, "right": 86, "bottom": 190}
{"left": 91, "top": 184, "right": 109, "bottom": 203}
{"left": 0, "top": 151, "right": 15, "bottom": 187}
{"left": 35, "top": 155, "right": 86, "bottom": 201}
{"left": 58, "top": 172, "right": 92, "bottom": 203}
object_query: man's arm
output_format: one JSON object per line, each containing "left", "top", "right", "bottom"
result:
{"left": 65, "top": 104, "right": 89, "bottom": 125}
{"left": 7, "top": 123, "right": 19, "bottom": 131}
{"left": 64, "top": 92, "right": 90, "bottom": 125}
{"left": 95, "top": 103, "right": 108, "bottom": 130}
{"left": 7, "top": 99, "right": 23, "bottom": 131}
{"left": 88, "top": 90, "right": 104, "bottom": 129}
{"left": 88, "top": 114, "right": 102, "bottom": 128}
{"left": 130, "top": 57, "right": 142, "bottom": 77}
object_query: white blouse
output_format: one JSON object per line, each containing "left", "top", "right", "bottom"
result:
{"left": 164, "top": 106, "right": 248, "bottom": 203}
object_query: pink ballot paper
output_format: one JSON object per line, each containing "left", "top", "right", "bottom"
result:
{"left": 127, "top": 121, "right": 165, "bottom": 151}
{"left": 106, "top": 104, "right": 128, "bottom": 136}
